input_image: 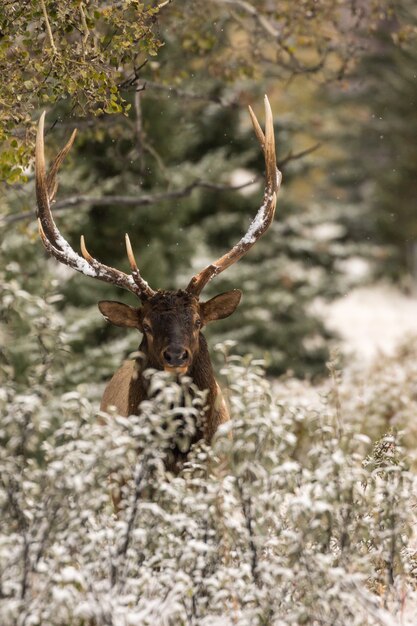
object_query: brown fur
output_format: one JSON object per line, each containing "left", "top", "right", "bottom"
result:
{"left": 99, "top": 289, "right": 240, "bottom": 474}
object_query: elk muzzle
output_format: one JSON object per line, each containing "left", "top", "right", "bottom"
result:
{"left": 162, "top": 345, "right": 191, "bottom": 373}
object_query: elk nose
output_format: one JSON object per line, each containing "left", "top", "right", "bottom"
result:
{"left": 162, "top": 346, "right": 190, "bottom": 367}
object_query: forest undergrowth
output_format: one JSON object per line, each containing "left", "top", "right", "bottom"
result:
{"left": 1, "top": 326, "right": 417, "bottom": 624}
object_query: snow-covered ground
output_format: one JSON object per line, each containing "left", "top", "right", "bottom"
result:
{"left": 325, "top": 283, "right": 417, "bottom": 362}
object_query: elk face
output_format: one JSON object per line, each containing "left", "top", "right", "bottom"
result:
{"left": 98, "top": 289, "right": 241, "bottom": 374}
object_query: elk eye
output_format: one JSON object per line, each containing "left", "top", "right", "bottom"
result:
{"left": 142, "top": 323, "right": 152, "bottom": 334}
{"left": 195, "top": 319, "right": 202, "bottom": 329}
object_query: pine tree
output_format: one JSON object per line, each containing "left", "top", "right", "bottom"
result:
{"left": 323, "top": 0, "right": 417, "bottom": 278}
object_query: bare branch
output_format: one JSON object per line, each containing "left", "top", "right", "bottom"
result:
{"left": 212, "top": 0, "right": 279, "bottom": 39}
{"left": 3, "top": 142, "right": 317, "bottom": 227}
{"left": 133, "top": 89, "right": 145, "bottom": 176}
{"left": 2, "top": 179, "right": 259, "bottom": 226}
{"left": 79, "top": 2, "right": 89, "bottom": 48}
{"left": 134, "top": 81, "right": 239, "bottom": 108}
{"left": 40, "top": 0, "right": 57, "bottom": 54}
{"left": 156, "top": 0, "right": 173, "bottom": 9}
{"left": 280, "top": 142, "right": 321, "bottom": 167}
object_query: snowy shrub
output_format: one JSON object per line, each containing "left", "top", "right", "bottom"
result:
{"left": 322, "top": 342, "right": 417, "bottom": 466}
{"left": 1, "top": 349, "right": 416, "bottom": 625}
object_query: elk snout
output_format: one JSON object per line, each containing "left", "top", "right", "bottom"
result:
{"left": 162, "top": 345, "right": 191, "bottom": 371}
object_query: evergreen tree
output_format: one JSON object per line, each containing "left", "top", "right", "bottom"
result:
{"left": 323, "top": 0, "right": 417, "bottom": 278}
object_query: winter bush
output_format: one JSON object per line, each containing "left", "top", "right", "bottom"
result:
{"left": 1, "top": 343, "right": 416, "bottom": 625}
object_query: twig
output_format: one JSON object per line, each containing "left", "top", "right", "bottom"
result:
{"left": 1, "top": 476, "right": 30, "bottom": 599}
{"left": 237, "top": 479, "right": 260, "bottom": 588}
{"left": 133, "top": 90, "right": 145, "bottom": 176}
{"left": 117, "top": 60, "right": 148, "bottom": 91}
{"left": 79, "top": 2, "right": 89, "bottom": 48}
{"left": 111, "top": 461, "right": 146, "bottom": 588}
{"left": 142, "top": 139, "right": 171, "bottom": 182}
{"left": 212, "top": 0, "right": 280, "bottom": 39}
{"left": 349, "top": 581, "right": 400, "bottom": 626}
{"left": 139, "top": 80, "right": 239, "bottom": 108}
{"left": 280, "top": 142, "right": 321, "bottom": 167}
{"left": 40, "top": 0, "right": 57, "bottom": 54}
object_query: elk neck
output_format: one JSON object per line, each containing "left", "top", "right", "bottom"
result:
{"left": 187, "top": 333, "right": 217, "bottom": 401}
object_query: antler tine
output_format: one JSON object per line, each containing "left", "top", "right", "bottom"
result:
{"left": 36, "top": 111, "right": 60, "bottom": 248}
{"left": 46, "top": 128, "right": 77, "bottom": 202}
{"left": 248, "top": 104, "right": 265, "bottom": 147}
{"left": 80, "top": 234, "right": 94, "bottom": 264}
{"left": 35, "top": 113, "right": 155, "bottom": 300}
{"left": 186, "top": 95, "right": 282, "bottom": 296}
{"left": 125, "top": 234, "right": 154, "bottom": 299}
{"left": 125, "top": 233, "right": 140, "bottom": 274}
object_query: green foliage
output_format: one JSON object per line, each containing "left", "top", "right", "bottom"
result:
{"left": 0, "top": 0, "right": 161, "bottom": 181}
{"left": 157, "top": 0, "right": 393, "bottom": 85}
{"left": 0, "top": 0, "right": 396, "bottom": 183}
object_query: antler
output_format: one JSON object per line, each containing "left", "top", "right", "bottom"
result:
{"left": 35, "top": 112, "right": 155, "bottom": 300}
{"left": 186, "top": 95, "right": 281, "bottom": 296}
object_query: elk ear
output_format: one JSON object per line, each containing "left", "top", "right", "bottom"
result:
{"left": 201, "top": 290, "right": 242, "bottom": 324}
{"left": 98, "top": 301, "right": 141, "bottom": 328}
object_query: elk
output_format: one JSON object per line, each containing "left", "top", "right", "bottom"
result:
{"left": 35, "top": 96, "right": 281, "bottom": 472}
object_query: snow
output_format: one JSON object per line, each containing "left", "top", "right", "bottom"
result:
{"left": 55, "top": 232, "right": 97, "bottom": 278}
{"left": 311, "top": 222, "right": 346, "bottom": 242}
{"left": 51, "top": 232, "right": 139, "bottom": 290}
{"left": 336, "top": 256, "right": 372, "bottom": 281}
{"left": 228, "top": 168, "right": 259, "bottom": 196}
{"left": 325, "top": 284, "right": 417, "bottom": 362}
{"left": 241, "top": 197, "right": 269, "bottom": 245}
{"left": 236, "top": 169, "right": 280, "bottom": 247}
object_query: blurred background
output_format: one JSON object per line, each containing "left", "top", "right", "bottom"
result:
{"left": 1, "top": 0, "right": 417, "bottom": 392}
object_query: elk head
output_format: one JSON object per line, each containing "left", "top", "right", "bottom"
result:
{"left": 98, "top": 289, "right": 242, "bottom": 373}
{"left": 35, "top": 97, "right": 281, "bottom": 373}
